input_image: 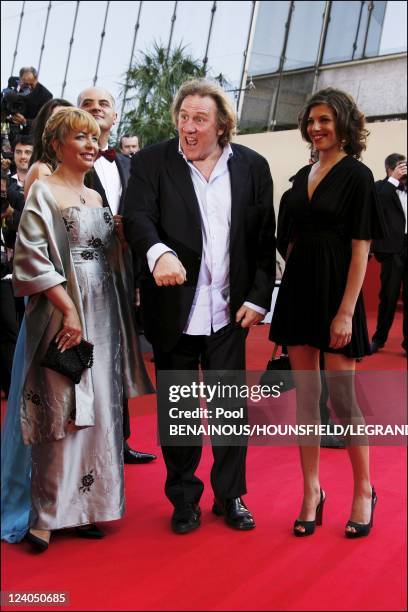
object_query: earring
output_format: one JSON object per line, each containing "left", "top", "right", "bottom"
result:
{"left": 340, "top": 139, "right": 346, "bottom": 151}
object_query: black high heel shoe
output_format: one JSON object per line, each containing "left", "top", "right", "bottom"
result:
{"left": 293, "top": 489, "right": 325, "bottom": 537}
{"left": 345, "top": 486, "right": 377, "bottom": 538}
{"left": 25, "top": 530, "right": 49, "bottom": 552}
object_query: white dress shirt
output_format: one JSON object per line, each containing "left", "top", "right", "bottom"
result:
{"left": 11, "top": 173, "right": 23, "bottom": 188}
{"left": 94, "top": 148, "right": 122, "bottom": 215}
{"left": 147, "top": 142, "right": 267, "bottom": 336}
{"left": 388, "top": 176, "right": 407, "bottom": 233}
{"left": 182, "top": 143, "right": 232, "bottom": 334}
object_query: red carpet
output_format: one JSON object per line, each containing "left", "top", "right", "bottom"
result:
{"left": 1, "top": 312, "right": 406, "bottom": 611}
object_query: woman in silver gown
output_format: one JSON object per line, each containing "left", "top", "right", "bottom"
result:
{"left": 9, "top": 107, "right": 152, "bottom": 550}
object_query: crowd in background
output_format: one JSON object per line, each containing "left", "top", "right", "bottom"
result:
{"left": 0, "top": 68, "right": 141, "bottom": 397}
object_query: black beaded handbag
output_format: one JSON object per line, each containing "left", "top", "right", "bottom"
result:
{"left": 41, "top": 335, "right": 94, "bottom": 384}
{"left": 259, "top": 344, "right": 295, "bottom": 393}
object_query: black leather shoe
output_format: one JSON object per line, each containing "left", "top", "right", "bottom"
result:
{"left": 370, "top": 340, "right": 384, "bottom": 354}
{"left": 171, "top": 503, "right": 201, "bottom": 534}
{"left": 124, "top": 443, "right": 157, "bottom": 464}
{"left": 75, "top": 524, "right": 105, "bottom": 539}
{"left": 25, "top": 530, "right": 49, "bottom": 552}
{"left": 212, "top": 497, "right": 255, "bottom": 530}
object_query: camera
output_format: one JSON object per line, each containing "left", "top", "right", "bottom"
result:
{"left": 2, "top": 90, "right": 29, "bottom": 116}
{"left": 1, "top": 76, "right": 30, "bottom": 118}
{"left": 1, "top": 76, "right": 19, "bottom": 98}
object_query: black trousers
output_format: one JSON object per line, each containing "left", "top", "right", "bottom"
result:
{"left": 373, "top": 240, "right": 407, "bottom": 348}
{"left": 153, "top": 322, "right": 249, "bottom": 508}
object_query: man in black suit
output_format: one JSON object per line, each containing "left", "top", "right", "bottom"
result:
{"left": 371, "top": 153, "right": 407, "bottom": 355}
{"left": 3, "top": 135, "right": 33, "bottom": 328}
{"left": 78, "top": 86, "right": 156, "bottom": 464}
{"left": 6, "top": 135, "right": 33, "bottom": 232}
{"left": 4, "top": 67, "right": 52, "bottom": 145}
{"left": 123, "top": 79, "right": 275, "bottom": 534}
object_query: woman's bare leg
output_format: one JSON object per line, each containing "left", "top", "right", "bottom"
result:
{"left": 288, "top": 346, "right": 322, "bottom": 533}
{"left": 325, "top": 353, "right": 373, "bottom": 532}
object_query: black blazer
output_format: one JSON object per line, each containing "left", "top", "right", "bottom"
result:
{"left": 372, "top": 178, "right": 406, "bottom": 254}
{"left": 123, "top": 138, "right": 276, "bottom": 352}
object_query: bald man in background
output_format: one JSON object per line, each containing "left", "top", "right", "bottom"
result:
{"left": 78, "top": 86, "right": 156, "bottom": 464}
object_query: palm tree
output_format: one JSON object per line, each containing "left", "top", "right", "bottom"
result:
{"left": 119, "top": 42, "right": 206, "bottom": 147}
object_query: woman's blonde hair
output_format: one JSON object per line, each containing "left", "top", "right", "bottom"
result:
{"left": 171, "top": 78, "right": 237, "bottom": 147}
{"left": 42, "top": 107, "right": 100, "bottom": 162}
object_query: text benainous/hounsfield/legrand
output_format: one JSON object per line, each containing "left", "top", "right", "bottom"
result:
{"left": 167, "top": 423, "right": 408, "bottom": 438}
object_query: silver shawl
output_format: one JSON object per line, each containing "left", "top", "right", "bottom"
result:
{"left": 13, "top": 180, "right": 153, "bottom": 445}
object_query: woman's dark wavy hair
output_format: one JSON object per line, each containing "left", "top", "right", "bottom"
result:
{"left": 298, "top": 88, "right": 369, "bottom": 159}
{"left": 29, "top": 98, "right": 73, "bottom": 168}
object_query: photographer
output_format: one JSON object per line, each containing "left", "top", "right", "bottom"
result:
{"left": 2, "top": 67, "right": 52, "bottom": 144}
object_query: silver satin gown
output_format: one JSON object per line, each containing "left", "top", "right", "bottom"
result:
{"left": 30, "top": 206, "right": 124, "bottom": 529}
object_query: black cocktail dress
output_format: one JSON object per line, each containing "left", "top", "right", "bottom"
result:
{"left": 270, "top": 156, "right": 384, "bottom": 358}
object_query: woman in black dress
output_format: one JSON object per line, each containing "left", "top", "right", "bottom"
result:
{"left": 270, "top": 88, "right": 384, "bottom": 538}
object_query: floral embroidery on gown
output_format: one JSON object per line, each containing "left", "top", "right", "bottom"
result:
{"left": 30, "top": 206, "right": 124, "bottom": 529}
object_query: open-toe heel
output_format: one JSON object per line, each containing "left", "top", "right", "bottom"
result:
{"left": 345, "top": 486, "right": 377, "bottom": 538}
{"left": 294, "top": 488, "right": 325, "bottom": 537}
